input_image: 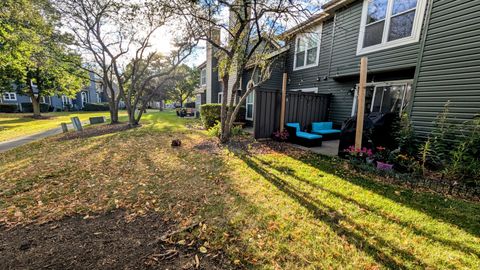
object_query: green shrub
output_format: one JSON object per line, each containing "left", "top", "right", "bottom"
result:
{"left": 20, "top": 102, "right": 52, "bottom": 113}
{"left": 396, "top": 113, "right": 417, "bottom": 156}
{"left": 443, "top": 117, "right": 480, "bottom": 185}
{"left": 83, "top": 103, "right": 110, "bottom": 111}
{"left": 231, "top": 125, "right": 244, "bottom": 136}
{"left": 201, "top": 104, "right": 221, "bottom": 129}
{"left": 200, "top": 104, "right": 247, "bottom": 129}
{"left": 207, "top": 121, "right": 221, "bottom": 137}
{"left": 0, "top": 104, "right": 18, "bottom": 113}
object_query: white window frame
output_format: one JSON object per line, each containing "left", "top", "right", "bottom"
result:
{"left": 2, "top": 92, "right": 17, "bottom": 101}
{"left": 81, "top": 91, "right": 88, "bottom": 106}
{"left": 201, "top": 68, "right": 207, "bottom": 86}
{"left": 61, "top": 95, "right": 72, "bottom": 106}
{"left": 218, "top": 92, "right": 223, "bottom": 104}
{"left": 245, "top": 91, "right": 254, "bottom": 121}
{"left": 357, "top": 0, "right": 427, "bottom": 55}
{"left": 96, "top": 92, "right": 101, "bottom": 102}
{"left": 293, "top": 25, "right": 322, "bottom": 71}
{"left": 351, "top": 79, "right": 413, "bottom": 116}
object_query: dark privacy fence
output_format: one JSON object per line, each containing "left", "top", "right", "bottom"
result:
{"left": 254, "top": 88, "right": 331, "bottom": 139}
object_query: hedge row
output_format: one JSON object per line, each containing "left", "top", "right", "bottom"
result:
{"left": 200, "top": 104, "right": 246, "bottom": 129}
{"left": 21, "top": 102, "right": 53, "bottom": 113}
{"left": 83, "top": 102, "right": 110, "bottom": 111}
{"left": 0, "top": 104, "right": 18, "bottom": 113}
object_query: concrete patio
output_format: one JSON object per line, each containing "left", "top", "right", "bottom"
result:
{"left": 290, "top": 139, "right": 340, "bottom": 157}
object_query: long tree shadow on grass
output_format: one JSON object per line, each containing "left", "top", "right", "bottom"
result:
{"left": 287, "top": 151, "right": 480, "bottom": 238}
{"left": 254, "top": 157, "right": 480, "bottom": 258}
{"left": 235, "top": 152, "right": 429, "bottom": 269}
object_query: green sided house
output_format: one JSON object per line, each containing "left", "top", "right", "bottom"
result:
{"left": 247, "top": 0, "right": 480, "bottom": 138}
{"left": 196, "top": 0, "right": 480, "bottom": 140}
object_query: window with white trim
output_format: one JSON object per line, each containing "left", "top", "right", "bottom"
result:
{"left": 218, "top": 92, "right": 223, "bottom": 104}
{"left": 81, "top": 91, "right": 89, "bottom": 106}
{"left": 62, "top": 95, "right": 72, "bottom": 106}
{"left": 2, "top": 92, "right": 17, "bottom": 101}
{"left": 293, "top": 25, "right": 322, "bottom": 70}
{"left": 357, "top": 0, "right": 427, "bottom": 55}
{"left": 245, "top": 92, "right": 254, "bottom": 120}
{"left": 351, "top": 81, "right": 413, "bottom": 116}
{"left": 200, "top": 68, "right": 207, "bottom": 86}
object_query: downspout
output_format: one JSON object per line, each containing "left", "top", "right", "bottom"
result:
{"left": 327, "top": 13, "right": 337, "bottom": 78}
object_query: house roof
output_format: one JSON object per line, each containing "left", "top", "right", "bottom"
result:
{"left": 245, "top": 45, "right": 290, "bottom": 69}
{"left": 280, "top": 0, "right": 359, "bottom": 39}
{"left": 197, "top": 61, "right": 206, "bottom": 69}
{"left": 322, "top": 0, "right": 358, "bottom": 13}
{"left": 280, "top": 12, "right": 329, "bottom": 38}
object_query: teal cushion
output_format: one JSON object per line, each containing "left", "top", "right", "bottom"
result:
{"left": 286, "top": 123, "right": 301, "bottom": 132}
{"left": 313, "top": 129, "right": 341, "bottom": 135}
{"left": 296, "top": 131, "right": 322, "bottom": 140}
{"left": 312, "top": 122, "right": 333, "bottom": 131}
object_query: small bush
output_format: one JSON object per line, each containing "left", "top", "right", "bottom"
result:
{"left": 21, "top": 102, "right": 51, "bottom": 113}
{"left": 201, "top": 104, "right": 222, "bottom": 129}
{"left": 83, "top": 103, "right": 110, "bottom": 111}
{"left": 0, "top": 104, "right": 18, "bottom": 113}
{"left": 200, "top": 104, "right": 246, "bottom": 129}
{"left": 207, "top": 121, "right": 221, "bottom": 137}
{"left": 231, "top": 125, "right": 244, "bottom": 136}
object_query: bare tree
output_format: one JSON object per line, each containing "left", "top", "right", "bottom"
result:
{"left": 173, "top": 0, "right": 313, "bottom": 142}
{"left": 55, "top": 0, "right": 195, "bottom": 126}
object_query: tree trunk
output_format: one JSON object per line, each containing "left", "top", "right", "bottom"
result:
{"left": 32, "top": 97, "right": 41, "bottom": 118}
{"left": 108, "top": 99, "right": 119, "bottom": 124}
{"left": 220, "top": 77, "right": 229, "bottom": 143}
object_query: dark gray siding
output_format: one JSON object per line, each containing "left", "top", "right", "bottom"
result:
{"left": 411, "top": 0, "right": 480, "bottom": 136}
{"left": 210, "top": 56, "right": 221, "bottom": 103}
{"left": 284, "top": 0, "right": 425, "bottom": 125}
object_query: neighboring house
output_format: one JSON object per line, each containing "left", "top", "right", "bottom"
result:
{"left": 0, "top": 72, "right": 106, "bottom": 111}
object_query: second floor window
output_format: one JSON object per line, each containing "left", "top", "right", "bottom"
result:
{"left": 201, "top": 68, "right": 207, "bottom": 86}
{"left": 357, "top": 0, "right": 427, "bottom": 55}
{"left": 294, "top": 26, "right": 322, "bottom": 70}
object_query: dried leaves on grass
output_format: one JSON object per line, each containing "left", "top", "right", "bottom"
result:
{"left": 0, "top": 127, "right": 228, "bottom": 228}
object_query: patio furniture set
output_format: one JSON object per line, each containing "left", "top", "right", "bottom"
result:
{"left": 285, "top": 122, "right": 341, "bottom": 147}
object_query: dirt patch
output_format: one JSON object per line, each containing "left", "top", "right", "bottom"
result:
{"left": 227, "top": 136, "right": 308, "bottom": 157}
{"left": 57, "top": 123, "right": 132, "bottom": 141}
{"left": 192, "top": 139, "right": 221, "bottom": 154}
{"left": 0, "top": 210, "right": 233, "bottom": 269}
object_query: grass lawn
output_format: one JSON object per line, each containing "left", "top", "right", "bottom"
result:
{"left": 0, "top": 111, "right": 479, "bottom": 269}
{"left": 0, "top": 111, "right": 128, "bottom": 142}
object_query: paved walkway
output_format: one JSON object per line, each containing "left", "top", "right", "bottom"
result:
{"left": 290, "top": 139, "right": 340, "bottom": 157}
{"left": 0, "top": 123, "right": 80, "bottom": 153}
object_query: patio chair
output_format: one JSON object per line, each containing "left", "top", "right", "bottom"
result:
{"left": 285, "top": 123, "right": 323, "bottom": 147}
{"left": 310, "top": 122, "right": 341, "bottom": 140}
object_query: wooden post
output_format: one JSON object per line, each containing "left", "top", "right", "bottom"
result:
{"left": 355, "top": 57, "right": 368, "bottom": 150}
{"left": 280, "top": 73, "right": 288, "bottom": 131}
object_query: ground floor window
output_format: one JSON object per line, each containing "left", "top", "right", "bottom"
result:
{"left": 218, "top": 92, "right": 223, "bottom": 104}
{"left": 62, "top": 95, "right": 72, "bottom": 106}
{"left": 246, "top": 91, "right": 254, "bottom": 120}
{"left": 352, "top": 80, "right": 413, "bottom": 116}
{"left": 2, "top": 92, "right": 16, "bottom": 101}
{"left": 81, "top": 92, "right": 89, "bottom": 106}
{"left": 96, "top": 92, "right": 101, "bottom": 103}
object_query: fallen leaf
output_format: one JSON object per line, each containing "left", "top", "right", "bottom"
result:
{"left": 199, "top": 246, "right": 207, "bottom": 253}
